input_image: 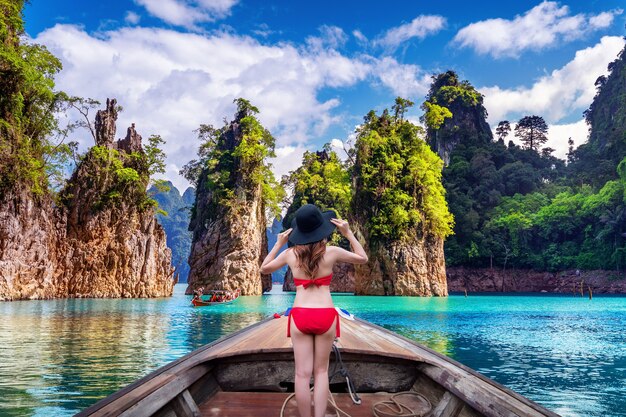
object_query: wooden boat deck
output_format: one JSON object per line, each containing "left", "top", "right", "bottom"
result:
{"left": 78, "top": 315, "right": 560, "bottom": 417}
{"left": 224, "top": 315, "right": 423, "bottom": 359}
{"left": 198, "top": 391, "right": 431, "bottom": 417}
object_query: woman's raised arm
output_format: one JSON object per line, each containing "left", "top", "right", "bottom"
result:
{"left": 329, "top": 218, "right": 368, "bottom": 264}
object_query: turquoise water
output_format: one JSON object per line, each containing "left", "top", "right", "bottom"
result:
{"left": 1, "top": 285, "right": 625, "bottom": 417}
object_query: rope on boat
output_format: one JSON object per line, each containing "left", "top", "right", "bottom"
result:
{"left": 330, "top": 342, "right": 361, "bottom": 405}
{"left": 280, "top": 341, "right": 430, "bottom": 417}
{"left": 371, "top": 392, "right": 432, "bottom": 417}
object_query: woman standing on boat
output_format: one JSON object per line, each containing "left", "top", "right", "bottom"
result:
{"left": 260, "top": 204, "right": 368, "bottom": 417}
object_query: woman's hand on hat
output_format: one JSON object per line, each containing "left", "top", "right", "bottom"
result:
{"left": 277, "top": 228, "right": 292, "bottom": 246}
{"left": 330, "top": 218, "right": 351, "bottom": 237}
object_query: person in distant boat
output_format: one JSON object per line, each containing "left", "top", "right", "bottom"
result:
{"left": 192, "top": 289, "right": 203, "bottom": 303}
{"left": 260, "top": 204, "right": 368, "bottom": 417}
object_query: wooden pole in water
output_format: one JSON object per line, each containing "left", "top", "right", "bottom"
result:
{"left": 580, "top": 280, "right": 584, "bottom": 297}
{"left": 588, "top": 286, "right": 593, "bottom": 300}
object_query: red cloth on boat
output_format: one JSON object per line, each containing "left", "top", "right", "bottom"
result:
{"left": 293, "top": 273, "right": 332, "bottom": 288}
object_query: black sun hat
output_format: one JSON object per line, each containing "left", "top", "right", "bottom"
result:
{"left": 289, "top": 204, "right": 337, "bottom": 245}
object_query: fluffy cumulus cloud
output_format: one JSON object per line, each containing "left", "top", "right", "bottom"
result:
{"left": 124, "top": 11, "right": 141, "bottom": 25}
{"left": 373, "top": 57, "right": 432, "bottom": 97}
{"left": 481, "top": 36, "right": 625, "bottom": 124}
{"left": 454, "top": 1, "right": 622, "bottom": 58}
{"left": 134, "top": 0, "right": 238, "bottom": 29}
{"left": 34, "top": 24, "right": 424, "bottom": 191}
{"left": 374, "top": 15, "right": 446, "bottom": 49}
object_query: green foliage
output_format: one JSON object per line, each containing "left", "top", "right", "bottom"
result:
{"left": 569, "top": 44, "right": 626, "bottom": 187}
{"left": 0, "top": 0, "right": 68, "bottom": 196}
{"left": 281, "top": 147, "right": 351, "bottom": 244}
{"left": 422, "top": 73, "right": 569, "bottom": 268}
{"left": 184, "top": 98, "right": 284, "bottom": 226}
{"left": 515, "top": 115, "right": 549, "bottom": 151}
{"left": 422, "top": 102, "right": 452, "bottom": 130}
{"left": 352, "top": 99, "right": 454, "bottom": 242}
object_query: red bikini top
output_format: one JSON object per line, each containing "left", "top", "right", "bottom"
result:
{"left": 293, "top": 273, "right": 332, "bottom": 289}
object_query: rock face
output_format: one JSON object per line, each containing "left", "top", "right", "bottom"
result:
{"left": 351, "top": 228, "right": 447, "bottom": 296}
{"left": 0, "top": 191, "right": 61, "bottom": 300}
{"left": 282, "top": 261, "right": 355, "bottom": 292}
{"left": 447, "top": 267, "right": 626, "bottom": 294}
{"left": 186, "top": 111, "right": 271, "bottom": 296}
{"left": 424, "top": 71, "right": 492, "bottom": 166}
{"left": 0, "top": 99, "right": 175, "bottom": 300}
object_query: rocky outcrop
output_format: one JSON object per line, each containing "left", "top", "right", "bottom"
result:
{"left": 0, "top": 191, "right": 61, "bottom": 300}
{"left": 282, "top": 261, "right": 355, "bottom": 292}
{"left": 186, "top": 106, "right": 271, "bottom": 296}
{"left": 352, "top": 227, "right": 447, "bottom": 296}
{"left": 447, "top": 267, "right": 626, "bottom": 294}
{"left": 424, "top": 71, "right": 492, "bottom": 166}
{"left": 0, "top": 99, "right": 175, "bottom": 300}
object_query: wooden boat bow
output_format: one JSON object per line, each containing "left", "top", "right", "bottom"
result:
{"left": 76, "top": 316, "right": 560, "bottom": 417}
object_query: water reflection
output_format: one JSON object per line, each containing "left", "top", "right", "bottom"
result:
{"left": 1, "top": 289, "right": 625, "bottom": 417}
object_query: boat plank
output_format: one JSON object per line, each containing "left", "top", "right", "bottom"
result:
{"left": 198, "top": 391, "right": 428, "bottom": 417}
{"left": 339, "top": 319, "right": 419, "bottom": 358}
{"left": 120, "top": 365, "right": 209, "bottom": 417}
{"left": 432, "top": 392, "right": 464, "bottom": 417}
{"left": 170, "top": 389, "right": 201, "bottom": 417}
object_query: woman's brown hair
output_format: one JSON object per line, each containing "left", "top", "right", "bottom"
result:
{"left": 293, "top": 239, "right": 327, "bottom": 278}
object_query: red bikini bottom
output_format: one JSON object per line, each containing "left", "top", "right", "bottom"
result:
{"left": 287, "top": 307, "right": 340, "bottom": 338}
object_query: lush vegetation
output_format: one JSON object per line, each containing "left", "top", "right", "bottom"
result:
{"left": 182, "top": 98, "right": 284, "bottom": 224}
{"left": 0, "top": 1, "right": 167, "bottom": 214}
{"left": 281, "top": 146, "right": 351, "bottom": 244}
{"left": 351, "top": 98, "right": 454, "bottom": 242}
{"left": 430, "top": 47, "right": 626, "bottom": 272}
{"left": 60, "top": 134, "right": 167, "bottom": 212}
{"left": 0, "top": 0, "right": 76, "bottom": 196}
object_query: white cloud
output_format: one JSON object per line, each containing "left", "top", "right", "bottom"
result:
{"left": 124, "top": 11, "right": 141, "bottom": 25}
{"left": 454, "top": 1, "right": 622, "bottom": 58}
{"left": 34, "top": 24, "right": 421, "bottom": 191}
{"left": 134, "top": 0, "right": 238, "bottom": 29}
{"left": 307, "top": 25, "right": 349, "bottom": 50}
{"left": 374, "top": 15, "right": 445, "bottom": 49}
{"left": 374, "top": 56, "right": 432, "bottom": 98}
{"left": 481, "top": 36, "right": 625, "bottom": 124}
{"left": 547, "top": 119, "right": 588, "bottom": 160}
{"left": 352, "top": 29, "right": 367, "bottom": 44}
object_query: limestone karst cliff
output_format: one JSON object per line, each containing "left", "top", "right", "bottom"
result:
{"left": 349, "top": 101, "right": 453, "bottom": 296}
{"left": 57, "top": 98, "right": 175, "bottom": 298}
{"left": 0, "top": 98, "right": 175, "bottom": 300}
{"left": 185, "top": 99, "right": 281, "bottom": 296}
{"left": 422, "top": 71, "right": 492, "bottom": 166}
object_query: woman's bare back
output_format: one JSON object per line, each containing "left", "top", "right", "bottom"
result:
{"left": 286, "top": 246, "right": 338, "bottom": 308}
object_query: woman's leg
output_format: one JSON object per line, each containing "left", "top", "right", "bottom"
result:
{"left": 312, "top": 317, "right": 337, "bottom": 417}
{"left": 291, "top": 315, "right": 315, "bottom": 417}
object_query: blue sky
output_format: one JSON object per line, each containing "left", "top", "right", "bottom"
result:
{"left": 25, "top": 0, "right": 626, "bottom": 191}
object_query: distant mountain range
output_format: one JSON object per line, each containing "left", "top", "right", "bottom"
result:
{"left": 149, "top": 181, "right": 195, "bottom": 283}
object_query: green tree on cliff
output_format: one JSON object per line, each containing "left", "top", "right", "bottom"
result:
{"left": 515, "top": 115, "right": 549, "bottom": 151}
{"left": 281, "top": 146, "right": 351, "bottom": 243}
{"left": 352, "top": 99, "right": 454, "bottom": 242}
{"left": 495, "top": 121, "right": 511, "bottom": 142}
{"left": 0, "top": 0, "right": 69, "bottom": 195}
{"left": 182, "top": 98, "right": 284, "bottom": 225}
